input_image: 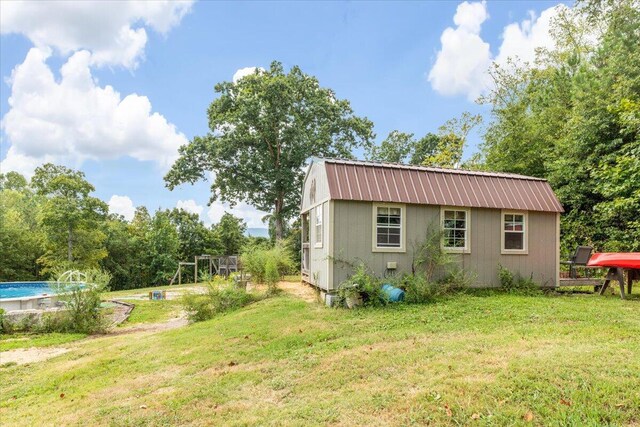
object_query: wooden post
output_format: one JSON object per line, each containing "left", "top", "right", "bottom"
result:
{"left": 194, "top": 256, "right": 198, "bottom": 284}
{"left": 178, "top": 264, "right": 182, "bottom": 286}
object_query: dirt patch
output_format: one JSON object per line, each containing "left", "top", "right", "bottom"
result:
{"left": 277, "top": 281, "right": 319, "bottom": 303}
{"left": 1, "top": 347, "right": 70, "bottom": 365}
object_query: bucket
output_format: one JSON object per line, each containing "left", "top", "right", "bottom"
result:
{"left": 381, "top": 284, "right": 405, "bottom": 302}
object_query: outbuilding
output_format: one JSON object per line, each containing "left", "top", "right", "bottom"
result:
{"left": 300, "top": 158, "right": 564, "bottom": 295}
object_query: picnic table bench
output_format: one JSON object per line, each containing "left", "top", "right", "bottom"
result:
{"left": 587, "top": 253, "right": 640, "bottom": 299}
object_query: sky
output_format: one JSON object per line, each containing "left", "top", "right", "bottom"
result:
{"left": 0, "top": 0, "right": 569, "bottom": 229}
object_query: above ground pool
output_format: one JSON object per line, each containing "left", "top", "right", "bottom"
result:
{"left": 0, "top": 282, "right": 55, "bottom": 299}
{"left": 0, "top": 281, "right": 82, "bottom": 311}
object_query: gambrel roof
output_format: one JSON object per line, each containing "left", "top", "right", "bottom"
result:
{"left": 321, "top": 158, "right": 564, "bottom": 213}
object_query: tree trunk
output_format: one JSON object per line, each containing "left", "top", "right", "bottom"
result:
{"left": 68, "top": 224, "right": 73, "bottom": 262}
{"left": 275, "top": 216, "right": 284, "bottom": 241}
{"left": 274, "top": 196, "right": 284, "bottom": 241}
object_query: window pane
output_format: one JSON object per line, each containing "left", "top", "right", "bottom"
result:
{"left": 455, "top": 220, "right": 466, "bottom": 229}
{"left": 455, "top": 211, "right": 466, "bottom": 220}
{"left": 376, "top": 206, "right": 402, "bottom": 248}
{"left": 514, "top": 215, "right": 524, "bottom": 223}
{"left": 505, "top": 232, "right": 523, "bottom": 250}
{"left": 444, "top": 210, "right": 455, "bottom": 220}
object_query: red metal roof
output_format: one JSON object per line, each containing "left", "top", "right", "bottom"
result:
{"left": 323, "top": 159, "right": 564, "bottom": 213}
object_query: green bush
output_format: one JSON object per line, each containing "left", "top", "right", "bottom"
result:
{"left": 241, "top": 243, "right": 295, "bottom": 284}
{"left": 264, "top": 258, "right": 280, "bottom": 291}
{"left": 0, "top": 308, "right": 5, "bottom": 333}
{"left": 336, "top": 264, "right": 388, "bottom": 308}
{"left": 182, "top": 280, "right": 257, "bottom": 322}
{"left": 498, "top": 265, "right": 541, "bottom": 295}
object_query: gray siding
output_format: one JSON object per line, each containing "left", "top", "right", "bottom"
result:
{"left": 307, "top": 201, "right": 332, "bottom": 290}
{"left": 301, "top": 161, "right": 333, "bottom": 290}
{"left": 301, "top": 161, "right": 330, "bottom": 213}
{"left": 331, "top": 200, "right": 558, "bottom": 290}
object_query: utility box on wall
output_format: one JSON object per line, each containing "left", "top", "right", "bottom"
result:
{"left": 386, "top": 261, "right": 397, "bottom": 270}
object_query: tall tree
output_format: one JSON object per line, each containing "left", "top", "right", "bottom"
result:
{"left": 212, "top": 212, "right": 247, "bottom": 255}
{"left": 165, "top": 61, "right": 374, "bottom": 240}
{"left": 147, "top": 210, "right": 180, "bottom": 285}
{"left": 169, "top": 208, "right": 217, "bottom": 260}
{"left": 480, "top": 0, "right": 639, "bottom": 251}
{"left": 366, "top": 131, "right": 441, "bottom": 165}
{"left": 366, "top": 131, "right": 414, "bottom": 163}
{"left": 424, "top": 112, "right": 482, "bottom": 168}
{"left": 0, "top": 177, "right": 44, "bottom": 280}
{"left": 31, "top": 164, "right": 108, "bottom": 271}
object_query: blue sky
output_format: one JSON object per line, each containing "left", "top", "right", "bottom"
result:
{"left": 0, "top": 1, "right": 567, "bottom": 228}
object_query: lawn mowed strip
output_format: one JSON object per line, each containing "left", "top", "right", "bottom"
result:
{"left": 1, "top": 291, "right": 638, "bottom": 425}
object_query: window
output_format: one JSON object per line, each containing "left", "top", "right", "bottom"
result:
{"left": 373, "top": 204, "right": 405, "bottom": 252}
{"left": 442, "top": 208, "right": 470, "bottom": 253}
{"left": 502, "top": 212, "right": 527, "bottom": 254}
{"left": 315, "top": 205, "right": 323, "bottom": 247}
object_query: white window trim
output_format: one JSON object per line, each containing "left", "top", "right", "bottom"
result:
{"left": 501, "top": 210, "right": 528, "bottom": 255}
{"left": 372, "top": 203, "right": 406, "bottom": 253}
{"left": 440, "top": 206, "right": 471, "bottom": 254}
{"left": 314, "top": 204, "right": 323, "bottom": 248}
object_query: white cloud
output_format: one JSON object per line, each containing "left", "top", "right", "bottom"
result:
{"left": 0, "top": 48, "right": 187, "bottom": 176}
{"left": 232, "top": 67, "right": 264, "bottom": 83}
{"left": 108, "top": 195, "right": 136, "bottom": 221}
{"left": 176, "top": 199, "right": 204, "bottom": 216}
{"left": 428, "top": 1, "right": 492, "bottom": 101}
{"left": 0, "top": 0, "right": 194, "bottom": 69}
{"left": 495, "top": 6, "right": 564, "bottom": 66}
{"left": 428, "top": 2, "right": 566, "bottom": 101}
{"left": 207, "top": 201, "right": 268, "bottom": 228}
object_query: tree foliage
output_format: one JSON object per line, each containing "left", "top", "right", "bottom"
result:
{"left": 0, "top": 168, "right": 250, "bottom": 289}
{"left": 212, "top": 212, "right": 247, "bottom": 255}
{"left": 31, "top": 164, "right": 108, "bottom": 272}
{"left": 165, "top": 61, "right": 374, "bottom": 240}
{"left": 480, "top": 0, "right": 639, "bottom": 251}
{"left": 366, "top": 131, "right": 442, "bottom": 165}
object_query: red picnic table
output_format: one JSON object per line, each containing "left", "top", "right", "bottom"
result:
{"left": 587, "top": 253, "right": 640, "bottom": 299}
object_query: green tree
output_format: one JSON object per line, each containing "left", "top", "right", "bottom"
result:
{"left": 147, "top": 210, "right": 180, "bottom": 285}
{"left": 480, "top": 0, "right": 639, "bottom": 251}
{"left": 0, "top": 171, "right": 29, "bottom": 191}
{"left": 366, "top": 131, "right": 414, "bottom": 163}
{"left": 165, "top": 61, "right": 374, "bottom": 240}
{"left": 100, "top": 214, "right": 147, "bottom": 290}
{"left": 31, "top": 164, "right": 108, "bottom": 272}
{"left": 410, "top": 133, "right": 440, "bottom": 165}
{"left": 366, "top": 131, "right": 441, "bottom": 165}
{"left": 0, "top": 179, "right": 44, "bottom": 280}
{"left": 424, "top": 112, "right": 482, "bottom": 168}
{"left": 169, "top": 208, "right": 217, "bottom": 260}
{"left": 212, "top": 212, "right": 247, "bottom": 255}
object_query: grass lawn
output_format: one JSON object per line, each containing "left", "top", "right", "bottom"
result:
{"left": 0, "top": 333, "right": 86, "bottom": 352}
{"left": 105, "top": 285, "right": 194, "bottom": 327}
{"left": 1, "top": 290, "right": 639, "bottom": 426}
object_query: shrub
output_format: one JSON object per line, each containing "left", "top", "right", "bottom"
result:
{"left": 336, "top": 264, "right": 388, "bottom": 308}
{"left": 498, "top": 265, "right": 541, "bottom": 295}
{"left": 264, "top": 258, "right": 280, "bottom": 291}
{"left": 241, "top": 243, "right": 295, "bottom": 284}
{"left": 182, "top": 280, "right": 257, "bottom": 322}
{"left": 0, "top": 308, "right": 5, "bottom": 333}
